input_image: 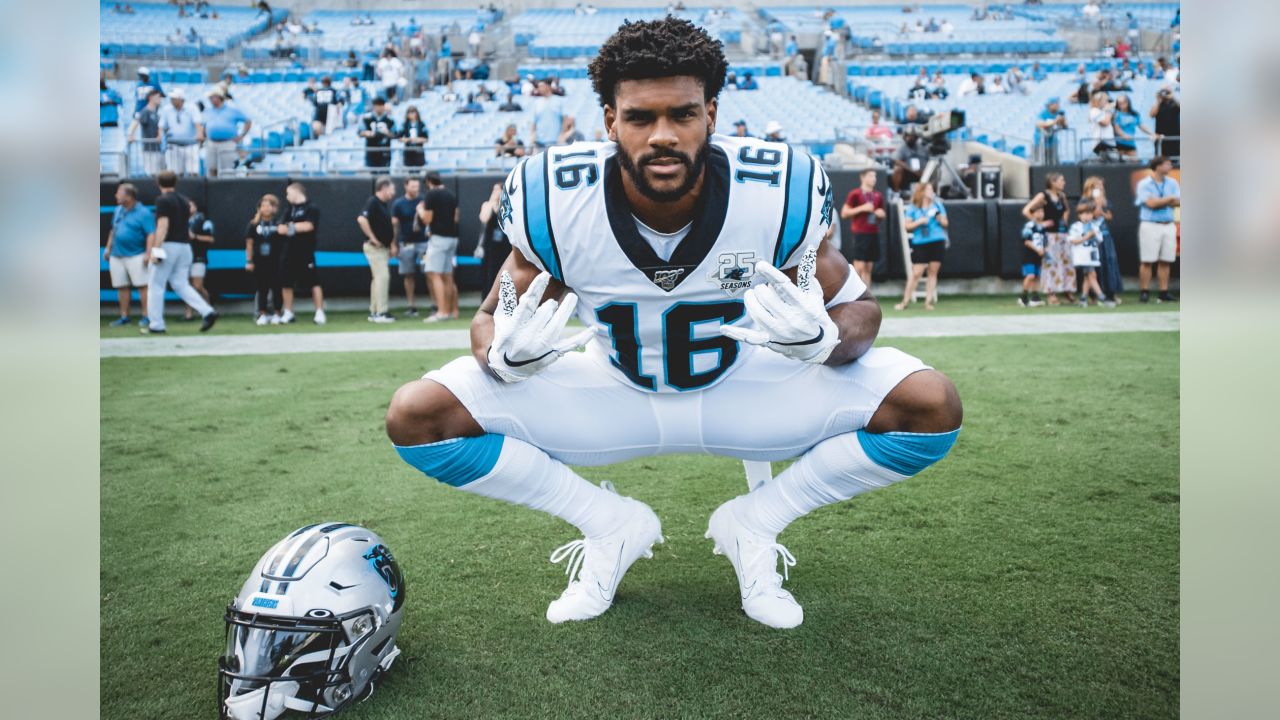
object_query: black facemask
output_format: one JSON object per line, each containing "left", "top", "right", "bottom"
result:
{"left": 615, "top": 132, "right": 710, "bottom": 203}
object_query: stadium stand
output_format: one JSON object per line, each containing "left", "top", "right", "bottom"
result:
{"left": 100, "top": 1, "right": 287, "bottom": 58}
{"left": 241, "top": 8, "right": 502, "bottom": 60}
{"left": 513, "top": 7, "right": 748, "bottom": 59}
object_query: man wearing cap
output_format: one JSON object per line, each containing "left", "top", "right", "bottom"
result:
{"left": 159, "top": 88, "right": 202, "bottom": 176}
{"left": 731, "top": 119, "right": 751, "bottom": 138}
{"left": 737, "top": 71, "right": 759, "bottom": 90}
{"left": 201, "top": 87, "right": 251, "bottom": 176}
{"left": 133, "top": 67, "right": 163, "bottom": 115}
{"left": 892, "top": 127, "right": 929, "bottom": 193}
{"left": 127, "top": 89, "right": 165, "bottom": 175}
{"left": 1035, "top": 97, "right": 1068, "bottom": 164}
{"left": 764, "top": 121, "right": 785, "bottom": 142}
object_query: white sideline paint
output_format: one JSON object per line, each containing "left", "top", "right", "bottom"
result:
{"left": 100, "top": 312, "right": 1179, "bottom": 359}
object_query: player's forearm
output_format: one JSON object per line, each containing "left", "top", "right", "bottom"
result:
{"left": 470, "top": 311, "right": 498, "bottom": 376}
{"left": 824, "top": 294, "right": 881, "bottom": 366}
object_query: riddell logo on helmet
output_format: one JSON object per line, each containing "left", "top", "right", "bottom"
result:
{"left": 251, "top": 597, "right": 280, "bottom": 609}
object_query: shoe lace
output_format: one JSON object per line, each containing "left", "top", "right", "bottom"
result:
{"left": 748, "top": 542, "right": 797, "bottom": 585}
{"left": 549, "top": 539, "right": 588, "bottom": 587}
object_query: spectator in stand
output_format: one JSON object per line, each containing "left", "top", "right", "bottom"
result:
{"left": 908, "top": 71, "right": 929, "bottom": 101}
{"left": 360, "top": 97, "right": 396, "bottom": 170}
{"left": 417, "top": 172, "right": 461, "bottom": 322}
{"left": 731, "top": 119, "right": 751, "bottom": 138}
{"left": 1022, "top": 172, "right": 1074, "bottom": 305}
{"left": 1082, "top": 1, "right": 1101, "bottom": 20}
{"left": 498, "top": 93, "right": 523, "bottom": 112}
{"left": 184, "top": 198, "right": 214, "bottom": 321}
{"left": 159, "top": 88, "right": 201, "bottom": 176}
{"left": 957, "top": 72, "right": 984, "bottom": 97}
{"left": 989, "top": 76, "right": 1007, "bottom": 94}
{"left": 475, "top": 182, "right": 510, "bottom": 296}
{"left": 927, "top": 71, "right": 948, "bottom": 99}
{"left": 1067, "top": 202, "right": 1105, "bottom": 307}
{"left": 202, "top": 87, "right": 250, "bottom": 177}
{"left": 145, "top": 171, "right": 217, "bottom": 333}
{"left": 399, "top": 105, "right": 428, "bottom": 168}
{"left": 245, "top": 194, "right": 285, "bottom": 326}
{"left": 787, "top": 51, "right": 808, "bottom": 80}
{"left": 897, "top": 182, "right": 948, "bottom": 311}
{"left": 763, "top": 121, "right": 786, "bottom": 142}
{"left": 376, "top": 47, "right": 406, "bottom": 104}
{"left": 1006, "top": 66, "right": 1028, "bottom": 95}
{"left": 1034, "top": 97, "right": 1067, "bottom": 164}
{"left": 1111, "top": 94, "right": 1150, "bottom": 158}
{"left": 1029, "top": 61, "right": 1046, "bottom": 82}
{"left": 307, "top": 76, "right": 339, "bottom": 138}
{"left": 133, "top": 67, "right": 163, "bottom": 115}
{"left": 357, "top": 178, "right": 397, "bottom": 323}
{"left": 558, "top": 116, "right": 585, "bottom": 144}
{"left": 529, "top": 79, "right": 568, "bottom": 152}
{"left": 456, "top": 93, "right": 484, "bottom": 114}
{"left": 737, "top": 72, "right": 759, "bottom": 90}
{"left": 1018, "top": 204, "right": 1047, "bottom": 307}
{"left": 939, "top": 18, "right": 954, "bottom": 34}
{"left": 1083, "top": 176, "right": 1122, "bottom": 306}
{"left": 392, "top": 177, "right": 428, "bottom": 317}
{"left": 1151, "top": 86, "right": 1180, "bottom": 158}
{"left": 100, "top": 77, "right": 124, "bottom": 137}
{"left": 840, "top": 168, "right": 886, "bottom": 291}
{"left": 342, "top": 77, "right": 367, "bottom": 125}
{"left": 901, "top": 106, "right": 931, "bottom": 128}
{"left": 468, "top": 27, "right": 483, "bottom": 57}
{"left": 103, "top": 182, "right": 154, "bottom": 327}
{"left": 785, "top": 34, "right": 798, "bottom": 58}
{"left": 891, "top": 128, "right": 928, "bottom": 193}
{"left": 865, "top": 109, "right": 894, "bottom": 144}
{"left": 1135, "top": 156, "right": 1181, "bottom": 303}
{"left": 275, "top": 183, "right": 327, "bottom": 324}
{"left": 1089, "top": 91, "right": 1117, "bottom": 159}
{"left": 128, "top": 89, "right": 164, "bottom": 175}
{"left": 494, "top": 123, "right": 526, "bottom": 157}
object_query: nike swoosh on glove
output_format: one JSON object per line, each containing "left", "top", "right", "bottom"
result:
{"left": 487, "top": 271, "right": 595, "bottom": 383}
{"left": 718, "top": 246, "right": 840, "bottom": 364}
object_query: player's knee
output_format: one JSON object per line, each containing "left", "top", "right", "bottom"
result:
{"left": 870, "top": 369, "right": 963, "bottom": 434}
{"left": 385, "top": 379, "right": 472, "bottom": 446}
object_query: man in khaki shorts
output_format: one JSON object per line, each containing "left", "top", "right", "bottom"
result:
{"left": 1134, "top": 156, "right": 1180, "bottom": 303}
{"left": 103, "top": 183, "right": 153, "bottom": 327}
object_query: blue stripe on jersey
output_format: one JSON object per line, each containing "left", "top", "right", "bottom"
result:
{"left": 774, "top": 153, "right": 815, "bottom": 267}
{"left": 522, "top": 152, "right": 562, "bottom": 281}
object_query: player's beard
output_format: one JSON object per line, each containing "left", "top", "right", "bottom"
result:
{"left": 617, "top": 135, "right": 709, "bottom": 203}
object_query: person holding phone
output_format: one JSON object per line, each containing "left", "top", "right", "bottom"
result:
{"left": 840, "top": 168, "right": 885, "bottom": 291}
{"left": 896, "top": 182, "right": 947, "bottom": 311}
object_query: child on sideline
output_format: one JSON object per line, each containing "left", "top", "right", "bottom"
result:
{"left": 1068, "top": 202, "right": 1104, "bottom": 307}
{"left": 1020, "top": 205, "right": 1047, "bottom": 307}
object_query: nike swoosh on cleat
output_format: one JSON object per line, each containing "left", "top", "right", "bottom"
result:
{"left": 774, "top": 327, "right": 824, "bottom": 346}
{"left": 503, "top": 349, "right": 555, "bottom": 367}
{"left": 734, "top": 538, "right": 756, "bottom": 600}
{"left": 597, "top": 540, "right": 625, "bottom": 603}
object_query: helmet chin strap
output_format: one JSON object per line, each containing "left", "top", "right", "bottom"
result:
{"left": 224, "top": 645, "right": 355, "bottom": 720}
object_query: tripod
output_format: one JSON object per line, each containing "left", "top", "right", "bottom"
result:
{"left": 921, "top": 155, "right": 973, "bottom": 199}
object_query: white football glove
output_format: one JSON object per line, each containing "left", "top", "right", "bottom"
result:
{"left": 487, "top": 271, "right": 594, "bottom": 383}
{"left": 719, "top": 246, "right": 840, "bottom": 364}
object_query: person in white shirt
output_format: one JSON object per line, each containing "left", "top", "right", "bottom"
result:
{"left": 939, "top": 19, "right": 954, "bottom": 35}
{"left": 1088, "top": 91, "right": 1116, "bottom": 157}
{"left": 989, "top": 76, "right": 1008, "bottom": 94}
{"left": 376, "top": 48, "right": 406, "bottom": 104}
{"left": 158, "top": 88, "right": 202, "bottom": 175}
{"left": 956, "top": 73, "right": 982, "bottom": 97}
{"left": 1082, "top": 1, "right": 1101, "bottom": 19}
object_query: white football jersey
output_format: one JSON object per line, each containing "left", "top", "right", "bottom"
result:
{"left": 497, "top": 135, "right": 835, "bottom": 394}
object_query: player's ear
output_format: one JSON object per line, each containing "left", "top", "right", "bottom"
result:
{"left": 705, "top": 97, "right": 717, "bottom": 135}
{"left": 603, "top": 105, "right": 617, "bottom": 141}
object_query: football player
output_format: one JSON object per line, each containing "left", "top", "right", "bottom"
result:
{"left": 385, "top": 18, "right": 962, "bottom": 629}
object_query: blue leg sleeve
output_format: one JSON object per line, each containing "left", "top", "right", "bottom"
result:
{"left": 394, "top": 434, "right": 505, "bottom": 487}
{"left": 856, "top": 428, "right": 960, "bottom": 476}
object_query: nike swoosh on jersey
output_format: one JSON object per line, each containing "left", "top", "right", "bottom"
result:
{"left": 506, "top": 172, "right": 519, "bottom": 196}
{"left": 503, "top": 349, "right": 555, "bottom": 367}
{"left": 816, "top": 175, "right": 829, "bottom": 196}
{"left": 597, "top": 540, "right": 625, "bottom": 603}
{"left": 774, "top": 327, "right": 825, "bottom": 346}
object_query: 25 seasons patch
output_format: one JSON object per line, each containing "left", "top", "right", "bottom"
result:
{"left": 708, "top": 251, "right": 757, "bottom": 297}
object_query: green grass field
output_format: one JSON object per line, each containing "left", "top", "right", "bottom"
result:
{"left": 99, "top": 293, "right": 1176, "bottom": 337}
{"left": 101, "top": 331, "right": 1178, "bottom": 720}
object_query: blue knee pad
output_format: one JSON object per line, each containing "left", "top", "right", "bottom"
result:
{"left": 857, "top": 428, "right": 960, "bottom": 476}
{"left": 394, "top": 434, "right": 505, "bottom": 487}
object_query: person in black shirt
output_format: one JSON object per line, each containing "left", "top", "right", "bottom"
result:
{"left": 128, "top": 89, "right": 164, "bottom": 175}
{"left": 399, "top": 105, "right": 429, "bottom": 168}
{"left": 245, "top": 193, "right": 286, "bottom": 325}
{"left": 494, "top": 123, "right": 525, "bottom": 158}
{"left": 392, "top": 177, "right": 428, "bottom": 316}
{"left": 357, "top": 178, "right": 398, "bottom": 322}
{"left": 417, "top": 171, "right": 460, "bottom": 321}
{"left": 184, "top": 198, "right": 214, "bottom": 321}
{"left": 1150, "top": 87, "right": 1180, "bottom": 159}
{"left": 309, "top": 76, "right": 339, "bottom": 138}
{"left": 475, "top": 182, "right": 510, "bottom": 296}
{"left": 144, "top": 170, "right": 216, "bottom": 333}
{"left": 276, "top": 182, "right": 327, "bottom": 324}
{"left": 497, "top": 93, "right": 522, "bottom": 112}
{"left": 359, "top": 97, "right": 396, "bottom": 170}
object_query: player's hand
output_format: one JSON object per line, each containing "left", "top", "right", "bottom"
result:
{"left": 487, "top": 271, "right": 594, "bottom": 383}
{"left": 719, "top": 246, "right": 839, "bottom": 365}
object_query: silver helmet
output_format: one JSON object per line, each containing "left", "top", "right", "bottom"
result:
{"left": 218, "top": 523, "right": 405, "bottom": 720}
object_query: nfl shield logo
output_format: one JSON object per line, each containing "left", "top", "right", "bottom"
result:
{"left": 653, "top": 269, "right": 685, "bottom": 291}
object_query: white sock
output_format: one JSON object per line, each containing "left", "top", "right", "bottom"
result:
{"left": 731, "top": 432, "right": 913, "bottom": 538}
{"left": 454, "top": 437, "right": 632, "bottom": 539}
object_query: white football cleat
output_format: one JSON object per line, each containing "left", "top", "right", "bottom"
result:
{"left": 705, "top": 500, "right": 803, "bottom": 629}
{"left": 546, "top": 483, "right": 663, "bottom": 624}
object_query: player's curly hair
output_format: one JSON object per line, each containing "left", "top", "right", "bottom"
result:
{"left": 588, "top": 16, "right": 728, "bottom": 108}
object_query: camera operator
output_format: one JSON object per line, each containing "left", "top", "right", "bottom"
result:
{"left": 1150, "top": 86, "right": 1180, "bottom": 159}
{"left": 891, "top": 127, "right": 929, "bottom": 193}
